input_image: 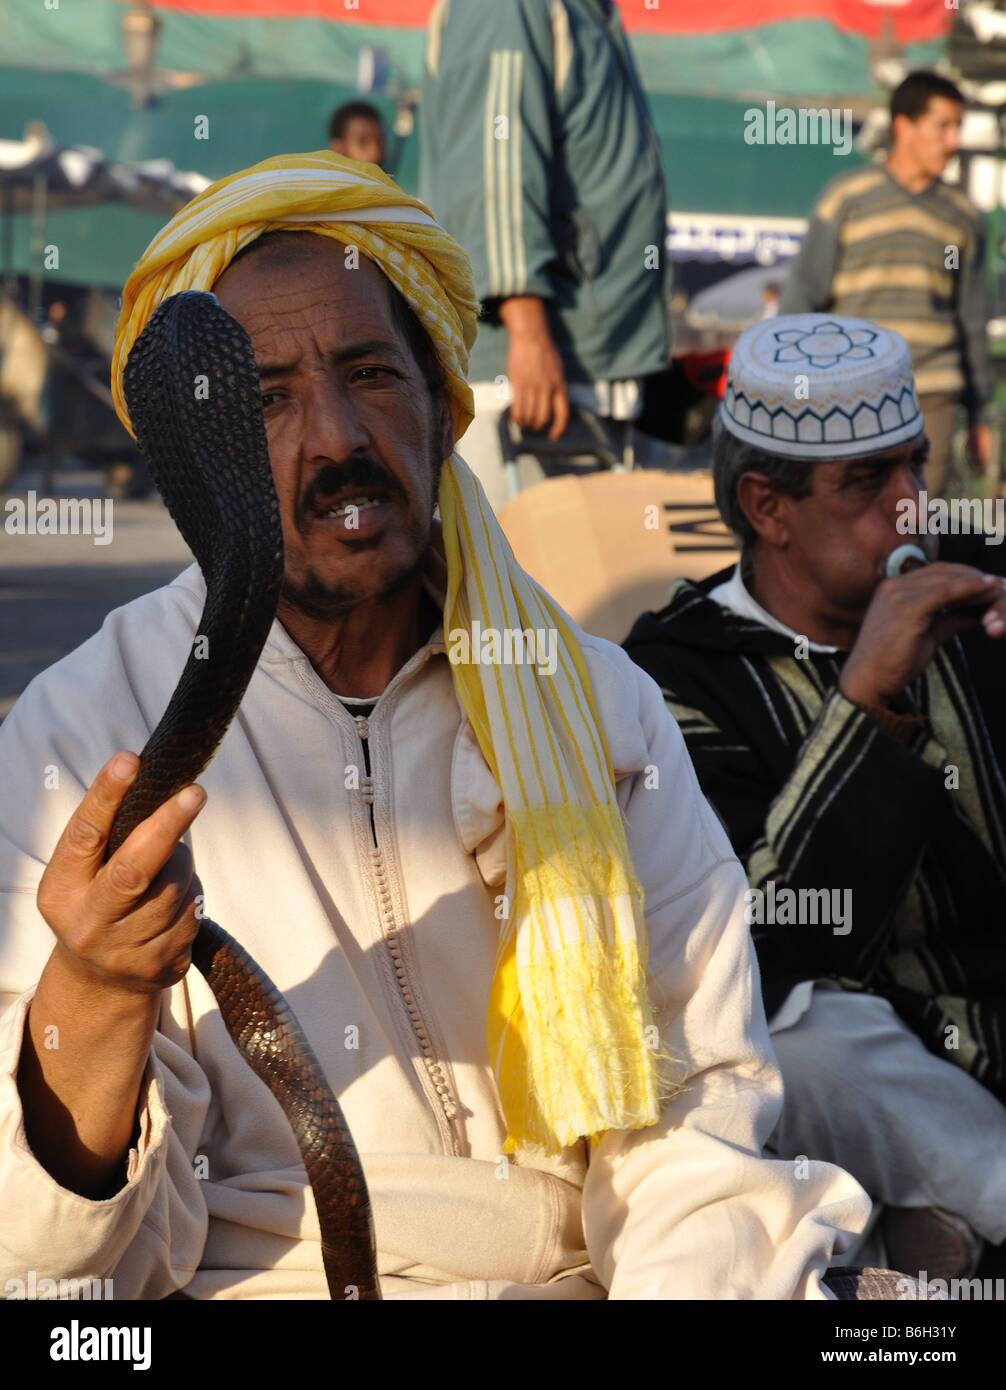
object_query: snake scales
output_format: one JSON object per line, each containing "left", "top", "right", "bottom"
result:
{"left": 108, "top": 290, "right": 380, "bottom": 1301}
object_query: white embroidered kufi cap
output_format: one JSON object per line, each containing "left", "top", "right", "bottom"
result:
{"left": 720, "top": 314, "right": 924, "bottom": 459}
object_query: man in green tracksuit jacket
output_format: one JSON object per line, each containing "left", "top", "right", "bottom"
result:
{"left": 420, "top": 0, "right": 671, "bottom": 510}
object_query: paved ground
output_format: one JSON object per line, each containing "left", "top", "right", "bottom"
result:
{"left": 0, "top": 457, "right": 192, "bottom": 720}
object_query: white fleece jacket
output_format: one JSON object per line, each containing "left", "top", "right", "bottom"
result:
{"left": 0, "top": 560, "right": 870, "bottom": 1300}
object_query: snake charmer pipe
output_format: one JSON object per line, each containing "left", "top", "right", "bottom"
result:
{"left": 108, "top": 290, "right": 380, "bottom": 1301}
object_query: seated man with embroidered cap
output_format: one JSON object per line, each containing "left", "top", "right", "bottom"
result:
{"left": 0, "top": 159, "right": 872, "bottom": 1300}
{"left": 624, "top": 313, "right": 1006, "bottom": 1283}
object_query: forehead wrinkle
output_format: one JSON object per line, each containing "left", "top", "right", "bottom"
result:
{"left": 229, "top": 280, "right": 389, "bottom": 338}
{"left": 215, "top": 247, "right": 392, "bottom": 335}
{"left": 218, "top": 260, "right": 403, "bottom": 377}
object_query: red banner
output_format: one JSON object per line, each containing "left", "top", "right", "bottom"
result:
{"left": 115, "top": 0, "right": 950, "bottom": 42}
{"left": 618, "top": 0, "right": 950, "bottom": 41}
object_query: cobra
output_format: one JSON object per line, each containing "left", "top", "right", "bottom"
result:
{"left": 109, "top": 290, "right": 380, "bottom": 1302}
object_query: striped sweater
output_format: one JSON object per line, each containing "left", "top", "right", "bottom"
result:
{"left": 779, "top": 165, "right": 991, "bottom": 418}
{"left": 623, "top": 543, "right": 1006, "bottom": 1102}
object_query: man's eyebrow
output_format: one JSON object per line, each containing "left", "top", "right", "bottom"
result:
{"left": 836, "top": 442, "right": 930, "bottom": 488}
{"left": 257, "top": 339, "right": 408, "bottom": 379}
{"left": 838, "top": 457, "right": 885, "bottom": 481}
{"left": 836, "top": 456, "right": 896, "bottom": 489}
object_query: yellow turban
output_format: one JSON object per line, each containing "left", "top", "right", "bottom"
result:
{"left": 111, "top": 150, "right": 479, "bottom": 447}
{"left": 111, "top": 151, "right": 664, "bottom": 1158}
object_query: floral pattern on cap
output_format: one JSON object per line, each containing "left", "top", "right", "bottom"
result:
{"left": 720, "top": 313, "right": 923, "bottom": 460}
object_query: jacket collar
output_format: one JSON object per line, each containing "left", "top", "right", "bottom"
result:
{"left": 623, "top": 567, "right": 802, "bottom": 658}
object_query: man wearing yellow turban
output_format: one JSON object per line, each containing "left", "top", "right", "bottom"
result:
{"left": 0, "top": 153, "right": 869, "bottom": 1299}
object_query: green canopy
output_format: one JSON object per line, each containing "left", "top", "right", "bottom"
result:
{"left": 0, "top": 68, "right": 418, "bottom": 288}
{"left": 5, "top": 0, "right": 945, "bottom": 99}
{"left": 1, "top": 67, "right": 866, "bottom": 290}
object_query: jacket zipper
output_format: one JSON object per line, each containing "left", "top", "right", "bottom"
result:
{"left": 351, "top": 712, "right": 461, "bottom": 1138}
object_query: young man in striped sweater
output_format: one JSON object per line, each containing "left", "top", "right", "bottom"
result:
{"left": 624, "top": 313, "right": 1006, "bottom": 1284}
{"left": 780, "top": 71, "right": 991, "bottom": 497}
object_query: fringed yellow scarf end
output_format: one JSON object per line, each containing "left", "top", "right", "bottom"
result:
{"left": 489, "top": 803, "right": 668, "bottom": 1157}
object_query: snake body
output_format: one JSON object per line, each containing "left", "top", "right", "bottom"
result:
{"left": 109, "top": 291, "right": 380, "bottom": 1301}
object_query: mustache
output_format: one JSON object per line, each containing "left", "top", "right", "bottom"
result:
{"left": 296, "top": 459, "right": 403, "bottom": 529}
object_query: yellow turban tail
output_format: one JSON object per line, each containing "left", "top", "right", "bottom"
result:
{"left": 111, "top": 151, "right": 662, "bottom": 1156}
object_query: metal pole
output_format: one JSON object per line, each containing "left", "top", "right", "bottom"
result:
{"left": 0, "top": 179, "right": 15, "bottom": 303}
{"left": 28, "top": 172, "right": 46, "bottom": 323}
